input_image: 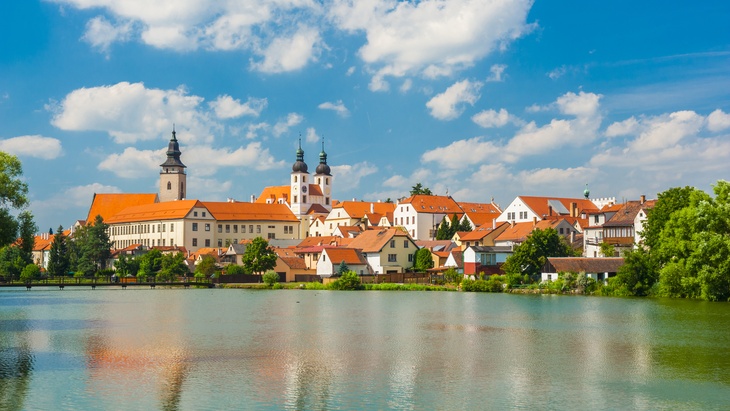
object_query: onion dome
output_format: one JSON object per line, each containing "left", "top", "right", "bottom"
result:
{"left": 584, "top": 183, "right": 590, "bottom": 199}
{"left": 292, "top": 139, "right": 308, "bottom": 173}
{"left": 315, "top": 140, "right": 331, "bottom": 175}
{"left": 160, "top": 126, "right": 186, "bottom": 168}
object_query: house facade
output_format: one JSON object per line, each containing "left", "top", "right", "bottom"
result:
{"left": 393, "top": 195, "right": 462, "bottom": 240}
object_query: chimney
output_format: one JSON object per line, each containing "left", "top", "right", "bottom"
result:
{"left": 533, "top": 216, "right": 537, "bottom": 227}
{"left": 548, "top": 205, "right": 553, "bottom": 216}
{"left": 570, "top": 231, "right": 575, "bottom": 243}
{"left": 251, "top": 195, "right": 256, "bottom": 203}
{"left": 640, "top": 195, "right": 646, "bottom": 205}
{"left": 570, "top": 202, "right": 577, "bottom": 218}
{"left": 492, "top": 218, "right": 496, "bottom": 230}
{"left": 370, "top": 203, "right": 374, "bottom": 213}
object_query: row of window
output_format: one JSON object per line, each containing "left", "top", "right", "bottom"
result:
{"left": 191, "top": 223, "right": 295, "bottom": 234}
{"left": 112, "top": 223, "right": 175, "bottom": 236}
{"left": 505, "top": 211, "right": 528, "bottom": 220}
{"left": 115, "top": 238, "right": 175, "bottom": 249}
{"left": 389, "top": 240, "right": 410, "bottom": 248}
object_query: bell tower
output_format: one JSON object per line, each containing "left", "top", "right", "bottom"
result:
{"left": 159, "top": 126, "right": 187, "bottom": 202}
{"left": 290, "top": 139, "right": 309, "bottom": 215}
{"left": 314, "top": 139, "right": 333, "bottom": 210}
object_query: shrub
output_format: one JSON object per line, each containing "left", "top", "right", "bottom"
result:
{"left": 328, "top": 271, "right": 362, "bottom": 290}
{"left": 444, "top": 268, "right": 462, "bottom": 285}
{"left": 305, "top": 281, "right": 326, "bottom": 290}
{"left": 262, "top": 270, "right": 280, "bottom": 287}
{"left": 225, "top": 264, "right": 247, "bottom": 275}
{"left": 20, "top": 264, "right": 40, "bottom": 283}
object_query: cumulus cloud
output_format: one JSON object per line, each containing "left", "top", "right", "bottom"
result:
{"left": 32, "top": 183, "right": 123, "bottom": 213}
{"left": 250, "top": 26, "right": 320, "bottom": 73}
{"left": 422, "top": 137, "right": 500, "bottom": 170}
{"left": 49, "top": 82, "right": 217, "bottom": 144}
{"left": 318, "top": 100, "right": 349, "bottom": 117}
{"left": 707, "top": 109, "right": 730, "bottom": 132}
{"left": 305, "top": 127, "right": 319, "bottom": 144}
{"left": 605, "top": 116, "right": 640, "bottom": 137}
{"left": 426, "top": 79, "right": 482, "bottom": 120}
{"left": 399, "top": 79, "right": 413, "bottom": 93}
{"left": 0, "top": 135, "right": 62, "bottom": 159}
{"left": 245, "top": 122, "right": 269, "bottom": 139}
{"left": 98, "top": 147, "right": 162, "bottom": 178}
{"left": 82, "top": 16, "right": 133, "bottom": 53}
{"left": 330, "top": 0, "right": 534, "bottom": 86}
{"left": 272, "top": 113, "right": 304, "bottom": 137}
{"left": 486, "top": 64, "right": 507, "bottom": 82}
{"left": 209, "top": 95, "right": 267, "bottom": 119}
{"left": 472, "top": 108, "right": 522, "bottom": 128}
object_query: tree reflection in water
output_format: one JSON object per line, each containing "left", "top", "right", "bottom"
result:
{"left": 0, "top": 319, "right": 34, "bottom": 411}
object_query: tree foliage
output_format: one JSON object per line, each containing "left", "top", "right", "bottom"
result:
{"left": 47, "top": 225, "right": 70, "bottom": 277}
{"left": 157, "top": 252, "right": 188, "bottom": 281}
{"left": 138, "top": 248, "right": 163, "bottom": 280}
{"left": 329, "top": 271, "right": 362, "bottom": 290}
{"left": 0, "top": 246, "right": 24, "bottom": 281}
{"left": 19, "top": 264, "right": 40, "bottom": 283}
{"left": 502, "top": 228, "right": 576, "bottom": 281}
{"left": 17, "top": 211, "right": 36, "bottom": 266}
{"left": 242, "top": 237, "right": 277, "bottom": 274}
{"left": 0, "top": 152, "right": 30, "bottom": 249}
{"left": 409, "top": 183, "right": 433, "bottom": 196}
{"left": 72, "top": 215, "right": 113, "bottom": 275}
{"left": 262, "top": 270, "right": 280, "bottom": 286}
{"left": 413, "top": 247, "right": 434, "bottom": 272}
{"left": 224, "top": 263, "right": 246, "bottom": 275}
{"left": 337, "top": 260, "right": 349, "bottom": 276}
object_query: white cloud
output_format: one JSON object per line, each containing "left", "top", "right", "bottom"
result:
{"left": 399, "top": 79, "right": 413, "bottom": 93}
{"left": 0, "top": 135, "right": 62, "bottom": 159}
{"left": 49, "top": 82, "right": 217, "bottom": 144}
{"left": 98, "top": 147, "right": 163, "bottom": 178}
{"left": 547, "top": 65, "right": 568, "bottom": 80}
{"left": 472, "top": 108, "right": 522, "bottom": 128}
{"left": 318, "top": 100, "right": 350, "bottom": 117}
{"left": 209, "top": 95, "right": 267, "bottom": 119}
{"left": 469, "top": 163, "right": 510, "bottom": 184}
{"left": 383, "top": 174, "right": 408, "bottom": 188}
{"left": 305, "top": 127, "right": 319, "bottom": 144}
{"left": 250, "top": 26, "right": 320, "bottom": 73}
{"left": 426, "top": 79, "right": 482, "bottom": 120}
{"left": 346, "top": 66, "right": 356, "bottom": 76}
{"left": 628, "top": 110, "right": 704, "bottom": 152}
{"left": 331, "top": 161, "right": 378, "bottom": 189}
{"left": 82, "top": 16, "right": 133, "bottom": 53}
{"left": 605, "top": 116, "right": 639, "bottom": 137}
{"left": 517, "top": 167, "right": 598, "bottom": 188}
{"left": 486, "top": 64, "right": 507, "bottom": 82}
{"left": 707, "top": 109, "right": 730, "bottom": 132}
{"left": 245, "top": 122, "right": 269, "bottom": 139}
{"left": 330, "top": 0, "right": 534, "bottom": 85}
{"left": 422, "top": 137, "right": 500, "bottom": 170}
{"left": 273, "top": 113, "right": 304, "bottom": 137}
{"left": 33, "top": 183, "right": 122, "bottom": 212}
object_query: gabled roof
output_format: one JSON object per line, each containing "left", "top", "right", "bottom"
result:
{"left": 346, "top": 227, "right": 414, "bottom": 253}
{"left": 495, "top": 219, "right": 571, "bottom": 243}
{"left": 323, "top": 247, "right": 368, "bottom": 265}
{"left": 86, "top": 193, "right": 159, "bottom": 223}
{"left": 105, "top": 200, "right": 202, "bottom": 224}
{"left": 458, "top": 202, "right": 501, "bottom": 226}
{"left": 308, "top": 184, "right": 324, "bottom": 196}
{"left": 546, "top": 257, "right": 624, "bottom": 273}
{"left": 415, "top": 240, "right": 455, "bottom": 252}
{"left": 32, "top": 233, "right": 54, "bottom": 251}
{"left": 202, "top": 201, "right": 298, "bottom": 222}
{"left": 306, "top": 203, "right": 330, "bottom": 215}
{"left": 331, "top": 201, "right": 397, "bottom": 219}
{"left": 274, "top": 248, "right": 308, "bottom": 269}
{"left": 398, "top": 195, "right": 461, "bottom": 214}
{"left": 518, "top": 196, "right": 599, "bottom": 218}
{"left": 297, "top": 236, "right": 349, "bottom": 248}
{"left": 603, "top": 200, "right": 656, "bottom": 227}
{"left": 256, "top": 185, "right": 289, "bottom": 204}
{"left": 459, "top": 222, "right": 508, "bottom": 242}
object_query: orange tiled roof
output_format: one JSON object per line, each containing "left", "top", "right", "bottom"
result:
{"left": 86, "top": 193, "right": 158, "bottom": 223}
{"left": 324, "top": 248, "right": 368, "bottom": 265}
{"left": 105, "top": 200, "right": 202, "bottom": 224}
{"left": 202, "top": 201, "right": 298, "bottom": 222}
{"left": 256, "top": 185, "right": 290, "bottom": 204}
{"left": 333, "top": 201, "right": 397, "bottom": 218}
{"left": 308, "top": 184, "right": 324, "bottom": 196}
{"left": 519, "top": 196, "right": 599, "bottom": 218}
{"left": 604, "top": 200, "right": 656, "bottom": 227}
{"left": 306, "top": 203, "right": 330, "bottom": 215}
{"left": 32, "top": 233, "right": 54, "bottom": 251}
{"left": 297, "top": 236, "right": 352, "bottom": 248}
{"left": 346, "top": 227, "right": 414, "bottom": 253}
{"left": 399, "top": 195, "right": 461, "bottom": 214}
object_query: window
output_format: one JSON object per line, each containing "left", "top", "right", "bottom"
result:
{"left": 205, "top": 223, "right": 210, "bottom": 231}
{"left": 284, "top": 226, "right": 289, "bottom": 234}
{"left": 268, "top": 233, "right": 275, "bottom": 239}
{"left": 218, "top": 224, "right": 222, "bottom": 233}
{"left": 594, "top": 215, "right": 599, "bottom": 224}
{"left": 257, "top": 225, "right": 261, "bottom": 233}
{"left": 404, "top": 240, "right": 409, "bottom": 248}
{"left": 242, "top": 225, "right": 247, "bottom": 233}
{"left": 249, "top": 225, "right": 254, "bottom": 233}
{"left": 388, "top": 254, "right": 397, "bottom": 262}
{"left": 170, "top": 224, "right": 174, "bottom": 232}
{"left": 192, "top": 238, "right": 198, "bottom": 247}
{"left": 218, "top": 239, "right": 222, "bottom": 247}
{"left": 233, "top": 225, "right": 238, "bottom": 233}
{"left": 303, "top": 176, "right": 306, "bottom": 183}
{"left": 390, "top": 240, "right": 396, "bottom": 248}
{"left": 170, "top": 238, "right": 173, "bottom": 246}
{"left": 205, "top": 239, "right": 210, "bottom": 247}
{"left": 294, "top": 176, "right": 298, "bottom": 182}
{"left": 408, "top": 254, "right": 413, "bottom": 262}
{"left": 268, "top": 225, "right": 275, "bottom": 229}
{"left": 226, "top": 225, "right": 230, "bottom": 233}
{"left": 479, "top": 253, "right": 497, "bottom": 266}
{"left": 167, "top": 182, "right": 171, "bottom": 190}
{"left": 162, "top": 224, "right": 166, "bottom": 232}
{"left": 326, "top": 198, "right": 330, "bottom": 205}
{"left": 194, "top": 211, "right": 198, "bottom": 217}
{"left": 202, "top": 212, "right": 206, "bottom": 217}
{"left": 294, "top": 195, "right": 298, "bottom": 203}
{"left": 158, "top": 224, "right": 161, "bottom": 232}
{"left": 192, "top": 223, "right": 198, "bottom": 231}
{"left": 303, "top": 195, "right": 307, "bottom": 203}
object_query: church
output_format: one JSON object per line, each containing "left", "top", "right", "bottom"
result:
{"left": 86, "top": 130, "right": 335, "bottom": 252}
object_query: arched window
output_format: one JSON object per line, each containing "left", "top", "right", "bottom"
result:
{"left": 167, "top": 182, "right": 172, "bottom": 190}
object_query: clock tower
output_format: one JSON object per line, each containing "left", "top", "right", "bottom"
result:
{"left": 290, "top": 139, "right": 309, "bottom": 215}
{"left": 314, "top": 139, "right": 333, "bottom": 211}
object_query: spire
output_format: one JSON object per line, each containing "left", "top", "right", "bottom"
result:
{"left": 160, "top": 126, "right": 186, "bottom": 169}
{"left": 584, "top": 183, "right": 590, "bottom": 199}
{"left": 315, "top": 137, "right": 331, "bottom": 175}
{"left": 292, "top": 136, "right": 308, "bottom": 173}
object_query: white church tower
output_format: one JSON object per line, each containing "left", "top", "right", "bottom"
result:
{"left": 159, "top": 127, "right": 187, "bottom": 202}
{"left": 290, "top": 139, "right": 310, "bottom": 215}
{"left": 314, "top": 140, "right": 333, "bottom": 210}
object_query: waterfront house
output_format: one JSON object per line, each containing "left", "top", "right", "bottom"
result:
{"left": 541, "top": 257, "right": 624, "bottom": 283}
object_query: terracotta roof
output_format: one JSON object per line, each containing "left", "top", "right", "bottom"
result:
{"left": 519, "top": 196, "right": 599, "bottom": 218}
{"left": 190, "top": 247, "right": 225, "bottom": 260}
{"left": 31, "top": 233, "right": 54, "bottom": 251}
{"left": 256, "top": 185, "right": 290, "bottom": 204}
{"left": 346, "top": 227, "right": 414, "bottom": 253}
{"left": 86, "top": 193, "right": 158, "bottom": 223}
{"left": 399, "top": 195, "right": 461, "bottom": 214}
{"left": 297, "top": 236, "right": 345, "bottom": 248}
{"left": 306, "top": 203, "right": 330, "bottom": 215}
{"left": 105, "top": 200, "right": 202, "bottom": 224}
{"left": 333, "top": 201, "right": 397, "bottom": 218}
{"left": 603, "top": 200, "right": 656, "bottom": 227}
{"left": 415, "top": 240, "right": 455, "bottom": 252}
{"left": 459, "top": 225, "right": 500, "bottom": 242}
{"left": 279, "top": 256, "right": 307, "bottom": 270}
{"left": 308, "top": 184, "right": 324, "bottom": 196}
{"left": 323, "top": 248, "right": 368, "bottom": 265}
{"left": 545, "top": 257, "right": 624, "bottom": 273}
{"left": 202, "top": 201, "right": 298, "bottom": 222}
{"left": 495, "top": 220, "right": 567, "bottom": 243}
{"left": 150, "top": 245, "right": 189, "bottom": 255}
{"left": 458, "top": 202, "right": 501, "bottom": 226}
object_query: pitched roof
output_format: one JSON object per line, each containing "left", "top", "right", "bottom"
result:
{"left": 202, "top": 201, "right": 298, "bottom": 222}
{"left": 415, "top": 240, "right": 455, "bottom": 252}
{"left": 459, "top": 222, "right": 506, "bottom": 242}
{"left": 306, "top": 203, "right": 330, "bottom": 215}
{"left": 333, "top": 201, "right": 397, "bottom": 218}
{"left": 546, "top": 257, "right": 624, "bottom": 273}
{"left": 274, "top": 248, "right": 308, "bottom": 269}
{"left": 86, "top": 193, "right": 159, "bottom": 223}
{"left": 399, "top": 195, "right": 461, "bottom": 214}
{"left": 323, "top": 248, "right": 368, "bottom": 265}
{"left": 297, "top": 236, "right": 349, "bottom": 248}
{"left": 256, "top": 185, "right": 289, "bottom": 204}
{"left": 105, "top": 200, "right": 202, "bottom": 224}
{"left": 346, "top": 227, "right": 414, "bottom": 253}
{"left": 32, "top": 233, "right": 54, "bottom": 251}
{"left": 603, "top": 200, "right": 656, "bottom": 227}
{"left": 458, "top": 202, "right": 501, "bottom": 226}
{"left": 495, "top": 220, "right": 568, "bottom": 243}
{"left": 518, "top": 196, "right": 599, "bottom": 218}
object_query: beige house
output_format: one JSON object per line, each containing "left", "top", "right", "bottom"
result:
{"left": 346, "top": 228, "right": 417, "bottom": 274}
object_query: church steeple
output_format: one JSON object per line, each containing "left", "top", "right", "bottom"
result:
{"left": 159, "top": 126, "right": 187, "bottom": 202}
{"left": 291, "top": 138, "right": 308, "bottom": 173}
{"left": 315, "top": 139, "right": 331, "bottom": 176}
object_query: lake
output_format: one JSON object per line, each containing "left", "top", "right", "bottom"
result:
{"left": 1, "top": 288, "right": 729, "bottom": 410}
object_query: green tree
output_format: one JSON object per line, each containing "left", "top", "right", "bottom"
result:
{"left": 0, "top": 246, "right": 24, "bottom": 281}
{"left": 242, "top": 237, "right": 277, "bottom": 275}
{"left": 642, "top": 186, "right": 709, "bottom": 250}
{"left": 225, "top": 263, "right": 246, "bottom": 275}
{"left": 0, "top": 152, "right": 29, "bottom": 249}
{"left": 436, "top": 219, "right": 451, "bottom": 240}
{"left": 114, "top": 253, "right": 140, "bottom": 278}
{"left": 337, "top": 260, "right": 349, "bottom": 276}
{"left": 19, "top": 264, "right": 40, "bottom": 283}
{"left": 599, "top": 242, "right": 615, "bottom": 257}
{"left": 73, "top": 215, "right": 113, "bottom": 275}
{"left": 410, "top": 183, "right": 433, "bottom": 196}
{"left": 16, "top": 211, "right": 37, "bottom": 266}
{"left": 158, "top": 252, "right": 188, "bottom": 281}
{"left": 413, "top": 247, "right": 434, "bottom": 272}
{"left": 138, "top": 249, "right": 163, "bottom": 280}
{"left": 196, "top": 255, "right": 218, "bottom": 277}
{"left": 0, "top": 208, "right": 19, "bottom": 249}
{"left": 502, "top": 228, "right": 576, "bottom": 282}
{"left": 47, "top": 225, "right": 70, "bottom": 277}
{"left": 444, "top": 267, "right": 462, "bottom": 285}
{"left": 262, "top": 270, "right": 280, "bottom": 286}
{"left": 614, "top": 246, "right": 658, "bottom": 296}
{"left": 449, "top": 214, "right": 460, "bottom": 236}
{"left": 459, "top": 218, "right": 473, "bottom": 232}
{"left": 329, "top": 271, "right": 362, "bottom": 290}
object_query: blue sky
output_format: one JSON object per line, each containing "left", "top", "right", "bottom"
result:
{"left": 1, "top": 0, "right": 729, "bottom": 232}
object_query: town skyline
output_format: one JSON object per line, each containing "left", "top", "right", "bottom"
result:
{"left": 1, "top": 1, "right": 729, "bottom": 232}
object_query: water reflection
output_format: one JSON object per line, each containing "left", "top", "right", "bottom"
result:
{"left": 0, "top": 317, "right": 34, "bottom": 411}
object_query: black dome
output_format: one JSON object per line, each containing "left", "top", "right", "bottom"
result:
{"left": 315, "top": 162, "right": 331, "bottom": 175}
{"left": 292, "top": 161, "right": 308, "bottom": 173}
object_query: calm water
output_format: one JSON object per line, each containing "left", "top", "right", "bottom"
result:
{"left": 1, "top": 288, "right": 729, "bottom": 411}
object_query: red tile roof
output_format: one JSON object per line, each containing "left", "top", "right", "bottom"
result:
{"left": 202, "top": 201, "right": 298, "bottom": 222}
{"left": 86, "top": 193, "right": 158, "bottom": 223}
{"left": 519, "top": 196, "right": 599, "bottom": 218}
{"left": 333, "top": 201, "right": 397, "bottom": 218}
{"left": 105, "top": 200, "right": 202, "bottom": 224}
{"left": 324, "top": 248, "right": 368, "bottom": 265}
{"left": 346, "top": 227, "right": 414, "bottom": 253}
{"left": 399, "top": 195, "right": 461, "bottom": 214}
